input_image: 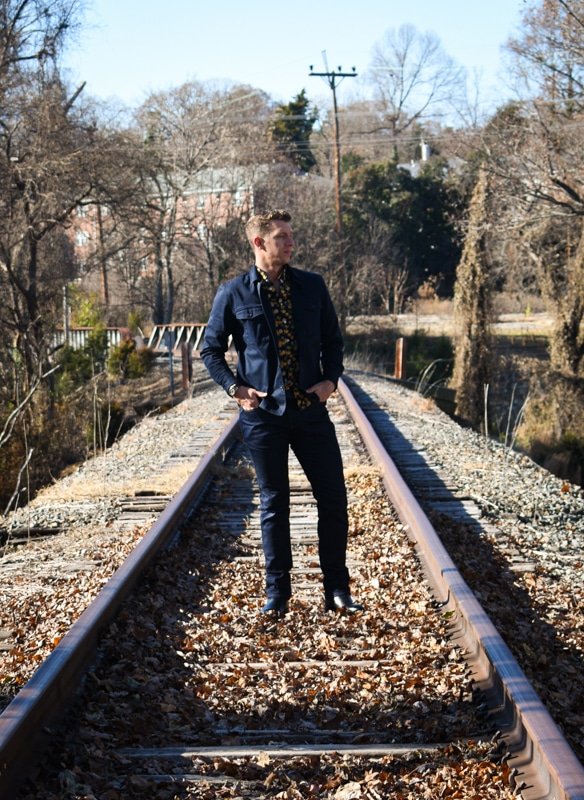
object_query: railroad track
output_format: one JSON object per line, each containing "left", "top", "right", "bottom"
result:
{"left": 1, "top": 377, "right": 583, "bottom": 799}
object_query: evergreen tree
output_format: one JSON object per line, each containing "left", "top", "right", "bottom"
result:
{"left": 270, "top": 90, "right": 318, "bottom": 173}
{"left": 343, "top": 157, "right": 462, "bottom": 300}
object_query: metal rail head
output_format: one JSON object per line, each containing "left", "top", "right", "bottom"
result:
{"left": 338, "top": 376, "right": 584, "bottom": 800}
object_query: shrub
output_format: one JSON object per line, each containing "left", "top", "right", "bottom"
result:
{"left": 55, "top": 348, "right": 93, "bottom": 396}
{"left": 84, "top": 326, "right": 109, "bottom": 369}
{"left": 54, "top": 326, "right": 109, "bottom": 396}
{"left": 127, "top": 310, "right": 144, "bottom": 334}
{"left": 515, "top": 373, "right": 584, "bottom": 485}
{"left": 107, "top": 340, "right": 156, "bottom": 379}
{"left": 69, "top": 288, "right": 103, "bottom": 327}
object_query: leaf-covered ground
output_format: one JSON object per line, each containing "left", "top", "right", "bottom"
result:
{"left": 18, "top": 462, "right": 515, "bottom": 799}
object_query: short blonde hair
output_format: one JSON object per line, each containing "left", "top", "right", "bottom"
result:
{"left": 245, "top": 209, "right": 291, "bottom": 245}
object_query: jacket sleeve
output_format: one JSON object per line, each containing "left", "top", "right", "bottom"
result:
{"left": 319, "top": 277, "right": 344, "bottom": 387}
{"left": 200, "top": 284, "right": 238, "bottom": 392}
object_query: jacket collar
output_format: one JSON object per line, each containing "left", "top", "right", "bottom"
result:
{"left": 250, "top": 264, "right": 262, "bottom": 285}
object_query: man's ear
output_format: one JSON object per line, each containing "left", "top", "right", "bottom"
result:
{"left": 253, "top": 236, "right": 264, "bottom": 249}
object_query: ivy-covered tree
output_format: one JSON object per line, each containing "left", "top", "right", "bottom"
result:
{"left": 451, "top": 167, "right": 494, "bottom": 430}
{"left": 270, "top": 90, "right": 318, "bottom": 173}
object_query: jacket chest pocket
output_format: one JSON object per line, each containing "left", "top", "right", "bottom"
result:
{"left": 234, "top": 304, "right": 269, "bottom": 344}
{"left": 235, "top": 304, "right": 264, "bottom": 320}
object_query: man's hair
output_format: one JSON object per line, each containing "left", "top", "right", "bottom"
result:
{"left": 245, "top": 210, "right": 291, "bottom": 244}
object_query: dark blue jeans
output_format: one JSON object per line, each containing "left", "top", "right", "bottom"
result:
{"left": 238, "top": 400, "right": 349, "bottom": 600}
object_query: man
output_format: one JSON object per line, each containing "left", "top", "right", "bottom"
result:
{"left": 201, "top": 209, "right": 362, "bottom": 616}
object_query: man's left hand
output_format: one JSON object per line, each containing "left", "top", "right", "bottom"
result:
{"left": 306, "top": 379, "right": 336, "bottom": 403}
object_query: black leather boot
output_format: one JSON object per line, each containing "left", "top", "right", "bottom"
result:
{"left": 261, "top": 597, "right": 289, "bottom": 615}
{"left": 324, "top": 592, "right": 364, "bottom": 612}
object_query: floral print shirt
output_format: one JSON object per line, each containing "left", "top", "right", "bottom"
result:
{"left": 259, "top": 267, "right": 312, "bottom": 410}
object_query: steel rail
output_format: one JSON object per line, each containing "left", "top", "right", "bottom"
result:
{"left": 0, "top": 413, "right": 240, "bottom": 798}
{"left": 339, "top": 376, "right": 584, "bottom": 800}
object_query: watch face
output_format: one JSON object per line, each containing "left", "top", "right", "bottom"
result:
{"left": 228, "top": 384, "right": 238, "bottom": 397}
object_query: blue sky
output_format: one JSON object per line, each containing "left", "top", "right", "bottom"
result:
{"left": 63, "top": 0, "right": 524, "bottom": 113}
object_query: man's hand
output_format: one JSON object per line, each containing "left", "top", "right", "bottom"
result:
{"left": 234, "top": 385, "right": 267, "bottom": 411}
{"left": 306, "top": 379, "right": 336, "bottom": 404}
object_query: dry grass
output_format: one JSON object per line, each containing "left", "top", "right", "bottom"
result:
{"left": 347, "top": 308, "right": 553, "bottom": 339}
{"left": 29, "top": 461, "right": 197, "bottom": 504}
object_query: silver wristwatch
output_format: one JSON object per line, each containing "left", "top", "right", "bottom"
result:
{"left": 227, "top": 383, "right": 239, "bottom": 398}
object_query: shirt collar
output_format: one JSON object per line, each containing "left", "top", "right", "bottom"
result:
{"left": 258, "top": 264, "right": 288, "bottom": 286}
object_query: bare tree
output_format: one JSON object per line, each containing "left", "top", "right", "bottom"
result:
{"left": 0, "top": 0, "right": 78, "bottom": 81}
{"left": 0, "top": 77, "right": 100, "bottom": 374}
{"left": 365, "top": 24, "right": 466, "bottom": 158}
{"left": 0, "top": 0, "right": 114, "bottom": 507}
{"left": 129, "top": 83, "right": 223, "bottom": 323}
{"left": 0, "top": 1, "right": 104, "bottom": 385}
{"left": 507, "top": 0, "right": 584, "bottom": 111}
{"left": 491, "top": 1, "right": 584, "bottom": 380}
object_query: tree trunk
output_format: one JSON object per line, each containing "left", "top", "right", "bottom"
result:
{"left": 549, "top": 220, "right": 584, "bottom": 377}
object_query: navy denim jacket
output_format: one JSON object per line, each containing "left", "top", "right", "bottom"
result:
{"left": 200, "top": 264, "right": 344, "bottom": 415}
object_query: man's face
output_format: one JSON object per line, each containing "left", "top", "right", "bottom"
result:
{"left": 260, "top": 220, "right": 294, "bottom": 266}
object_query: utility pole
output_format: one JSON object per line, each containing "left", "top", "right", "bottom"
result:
{"left": 96, "top": 203, "right": 110, "bottom": 309}
{"left": 310, "top": 54, "right": 357, "bottom": 331}
{"left": 309, "top": 55, "right": 356, "bottom": 237}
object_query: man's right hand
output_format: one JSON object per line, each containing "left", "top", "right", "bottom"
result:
{"left": 234, "top": 386, "right": 267, "bottom": 411}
